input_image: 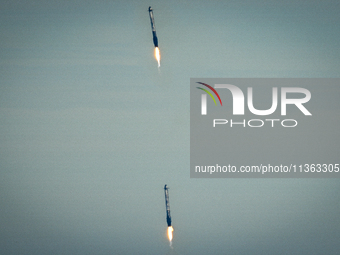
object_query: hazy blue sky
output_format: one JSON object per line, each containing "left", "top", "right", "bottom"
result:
{"left": 1, "top": 1, "right": 339, "bottom": 254}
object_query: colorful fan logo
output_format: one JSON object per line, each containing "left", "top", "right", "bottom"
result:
{"left": 196, "top": 82, "right": 222, "bottom": 106}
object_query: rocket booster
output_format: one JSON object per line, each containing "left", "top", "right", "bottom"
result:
{"left": 148, "top": 6, "right": 158, "bottom": 47}
{"left": 164, "top": 185, "right": 172, "bottom": 227}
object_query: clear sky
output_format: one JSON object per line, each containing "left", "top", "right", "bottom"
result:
{"left": 1, "top": 0, "right": 339, "bottom": 254}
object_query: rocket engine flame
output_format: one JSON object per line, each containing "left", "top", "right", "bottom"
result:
{"left": 167, "top": 226, "right": 174, "bottom": 245}
{"left": 154, "top": 47, "right": 161, "bottom": 67}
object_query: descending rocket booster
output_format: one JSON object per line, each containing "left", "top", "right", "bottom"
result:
{"left": 164, "top": 185, "right": 174, "bottom": 244}
{"left": 148, "top": 6, "right": 158, "bottom": 47}
{"left": 164, "top": 185, "right": 172, "bottom": 227}
{"left": 148, "top": 6, "right": 160, "bottom": 67}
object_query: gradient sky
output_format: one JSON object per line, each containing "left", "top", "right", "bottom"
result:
{"left": 1, "top": 1, "right": 340, "bottom": 254}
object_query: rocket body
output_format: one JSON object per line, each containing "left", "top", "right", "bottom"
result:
{"left": 148, "top": 6, "right": 159, "bottom": 47}
{"left": 164, "top": 185, "right": 172, "bottom": 227}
